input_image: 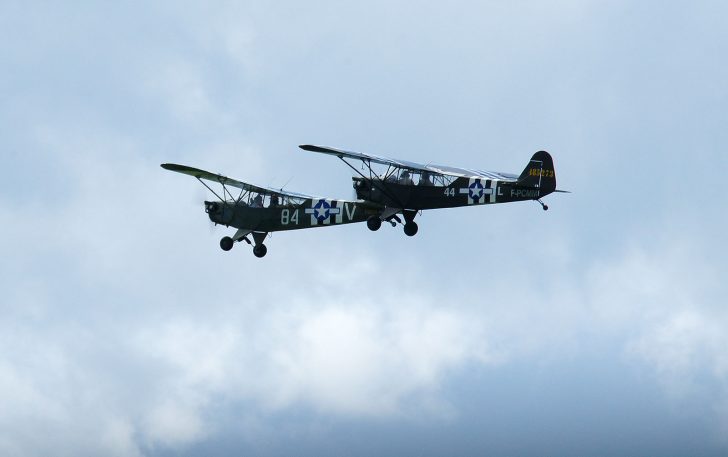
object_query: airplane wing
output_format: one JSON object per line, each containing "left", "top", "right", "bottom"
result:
{"left": 299, "top": 144, "right": 519, "bottom": 181}
{"left": 299, "top": 144, "right": 427, "bottom": 171}
{"left": 160, "top": 163, "right": 316, "bottom": 199}
{"left": 426, "top": 164, "right": 519, "bottom": 181}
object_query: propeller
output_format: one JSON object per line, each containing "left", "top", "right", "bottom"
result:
{"left": 195, "top": 186, "right": 217, "bottom": 233}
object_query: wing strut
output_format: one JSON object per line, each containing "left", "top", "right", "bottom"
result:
{"left": 196, "top": 177, "right": 225, "bottom": 202}
{"left": 337, "top": 156, "right": 407, "bottom": 210}
{"left": 195, "top": 176, "right": 239, "bottom": 216}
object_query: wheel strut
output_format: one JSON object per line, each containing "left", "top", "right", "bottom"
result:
{"left": 402, "top": 210, "right": 418, "bottom": 236}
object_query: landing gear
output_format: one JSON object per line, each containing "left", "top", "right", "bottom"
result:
{"left": 251, "top": 231, "right": 268, "bottom": 258}
{"left": 537, "top": 199, "right": 548, "bottom": 211}
{"left": 402, "top": 209, "right": 418, "bottom": 237}
{"left": 220, "top": 231, "right": 268, "bottom": 257}
{"left": 367, "top": 216, "right": 382, "bottom": 231}
{"left": 370, "top": 209, "right": 420, "bottom": 236}
{"left": 220, "top": 236, "right": 234, "bottom": 251}
{"left": 404, "top": 221, "right": 418, "bottom": 237}
{"left": 253, "top": 244, "right": 267, "bottom": 258}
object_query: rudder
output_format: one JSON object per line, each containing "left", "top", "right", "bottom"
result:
{"left": 517, "top": 151, "right": 556, "bottom": 194}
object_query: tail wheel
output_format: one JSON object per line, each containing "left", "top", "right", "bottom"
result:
{"left": 403, "top": 221, "right": 418, "bottom": 237}
{"left": 367, "top": 216, "right": 382, "bottom": 231}
{"left": 253, "top": 244, "right": 267, "bottom": 258}
{"left": 220, "top": 236, "right": 234, "bottom": 251}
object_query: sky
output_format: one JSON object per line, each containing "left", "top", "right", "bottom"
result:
{"left": 1, "top": 0, "right": 727, "bottom": 455}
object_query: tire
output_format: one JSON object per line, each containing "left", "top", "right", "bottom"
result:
{"left": 367, "top": 216, "right": 382, "bottom": 231}
{"left": 403, "top": 222, "right": 418, "bottom": 237}
{"left": 253, "top": 244, "right": 267, "bottom": 258}
{"left": 220, "top": 236, "right": 234, "bottom": 251}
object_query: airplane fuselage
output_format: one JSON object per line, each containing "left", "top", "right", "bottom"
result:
{"left": 353, "top": 176, "right": 553, "bottom": 210}
{"left": 205, "top": 198, "right": 380, "bottom": 232}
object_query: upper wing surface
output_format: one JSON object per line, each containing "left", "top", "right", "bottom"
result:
{"left": 299, "top": 144, "right": 518, "bottom": 181}
{"left": 161, "top": 163, "right": 315, "bottom": 199}
{"left": 427, "top": 164, "right": 519, "bottom": 180}
{"left": 299, "top": 144, "right": 423, "bottom": 169}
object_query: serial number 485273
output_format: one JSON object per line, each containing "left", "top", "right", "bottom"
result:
{"left": 529, "top": 168, "right": 554, "bottom": 178}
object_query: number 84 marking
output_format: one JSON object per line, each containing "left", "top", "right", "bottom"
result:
{"left": 281, "top": 209, "right": 299, "bottom": 225}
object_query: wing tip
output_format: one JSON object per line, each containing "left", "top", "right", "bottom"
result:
{"left": 299, "top": 144, "right": 323, "bottom": 152}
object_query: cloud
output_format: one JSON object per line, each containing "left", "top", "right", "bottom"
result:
{"left": 0, "top": 138, "right": 499, "bottom": 453}
{"left": 3, "top": 1, "right": 728, "bottom": 455}
{"left": 630, "top": 310, "right": 727, "bottom": 392}
{"left": 4, "top": 114, "right": 727, "bottom": 453}
{"left": 583, "top": 234, "right": 728, "bottom": 442}
{"left": 135, "top": 301, "right": 494, "bottom": 418}
{"left": 257, "top": 304, "right": 493, "bottom": 415}
{"left": 143, "top": 59, "right": 218, "bottom": 124}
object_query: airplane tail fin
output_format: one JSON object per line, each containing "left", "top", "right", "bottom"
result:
{"left": 517, "top": 151, "right": 556, "bottom": 194}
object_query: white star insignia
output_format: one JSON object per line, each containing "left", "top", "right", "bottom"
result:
{"left": 471, "top": 184, "right": 483, "bottom": 198}
{"left": 314, "top": 204, "right": 328, "bottom": 219}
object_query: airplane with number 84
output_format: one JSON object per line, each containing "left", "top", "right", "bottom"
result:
{"left": 161, "top": 144, "right": 567, "bottom": 258}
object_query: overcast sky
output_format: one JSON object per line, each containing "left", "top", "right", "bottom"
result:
{"left": 2, "top": 1, "right": 728, "bottom": 456}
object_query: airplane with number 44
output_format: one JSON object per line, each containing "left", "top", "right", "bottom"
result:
{"left": 161, "top": 144, "right": 567, "bottom": 258}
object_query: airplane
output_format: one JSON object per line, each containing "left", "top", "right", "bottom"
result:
{"left": 161, "top": 145, "right": 566, "bottom": 257}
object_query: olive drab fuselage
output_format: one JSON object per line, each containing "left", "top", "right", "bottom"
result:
{"left": 205, "top": 198, "right": 380, "bottom": 232}
{"left": 352, "top": 176, "right": 553, "bottom": 211}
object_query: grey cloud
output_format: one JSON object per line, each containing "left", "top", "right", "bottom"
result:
{"left": 2, "top": 0, "right": 728, "bottom": 456}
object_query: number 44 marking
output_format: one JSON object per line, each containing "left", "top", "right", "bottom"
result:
{"left": 444, "top": 187, "right": 455, "bottom": 197}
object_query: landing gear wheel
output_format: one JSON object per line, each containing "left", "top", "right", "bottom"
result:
{"left": 220, "top": 236, "right": 234, "bottom": 251}
{"left": 367, "top": 216, "right": 382, "bottom": 231}
{"left": 253, "top": 244, "right": 267, "bottom": 258}
{"left": 542, "top": 204, "right": 549, "bottom": 211}
{"left": 404, "top": 221, "right": 418, "bottom": 237}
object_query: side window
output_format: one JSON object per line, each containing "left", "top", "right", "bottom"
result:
{"left": 419, "top": 172, "right": 434, "bottom": 186}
